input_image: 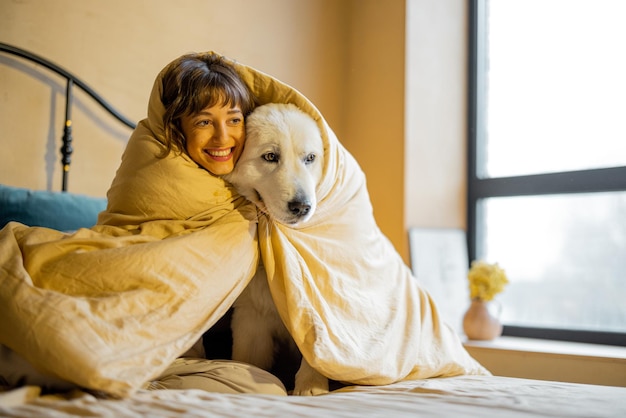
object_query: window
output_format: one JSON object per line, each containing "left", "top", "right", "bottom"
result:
{"left": 468, "top": 0, "right": 626, "bottom": 345}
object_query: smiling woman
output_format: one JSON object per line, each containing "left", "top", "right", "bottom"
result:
{"left": 181, "top": 105, "right": 246, "bottom": 176}
{"left": 158, "top": 53, "right": 256, "bottom": 175}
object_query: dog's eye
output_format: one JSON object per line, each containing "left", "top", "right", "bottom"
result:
{"left": 263, "top": 152, "right": 279, "bottom": 163}
{"left": 304, "top": 153, "right": 316, "bottom": 164}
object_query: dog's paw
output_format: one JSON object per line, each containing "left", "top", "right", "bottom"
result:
{"left": 292, "top": 365, "right": 329, "bottom": 396}
{"left": 292, "top": 379, "right": 329, "bottom": 396}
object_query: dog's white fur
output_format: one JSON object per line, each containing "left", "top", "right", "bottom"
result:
{"left": 224, "top": 103, "right": 328, "bottom": 395}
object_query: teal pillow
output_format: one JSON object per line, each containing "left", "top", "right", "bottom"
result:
{"left": 0, "top": 184, "right": 107, "bottom": 231}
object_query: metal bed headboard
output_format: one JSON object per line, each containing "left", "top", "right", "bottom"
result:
{"left": 0, "top": 42, "right": 137, "bottom": 191}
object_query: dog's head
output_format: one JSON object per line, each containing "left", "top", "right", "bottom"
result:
{"left": 224, "top": 103, "right": 324, "bottom": 225}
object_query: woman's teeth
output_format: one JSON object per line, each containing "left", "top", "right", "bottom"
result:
{"left": 208, "top": 149, "right": 231, "bottom": 157}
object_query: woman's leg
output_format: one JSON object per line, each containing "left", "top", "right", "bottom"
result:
{"left": 144, "top": 358, "right": 287, "bottom": 396}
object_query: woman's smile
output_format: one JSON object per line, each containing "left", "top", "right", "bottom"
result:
{"left": 206, "top": 147, "right": 234, "bottom": 161}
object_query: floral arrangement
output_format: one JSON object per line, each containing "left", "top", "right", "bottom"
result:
{"left": 467, "top": 260, "right": 509, "bottom": 302}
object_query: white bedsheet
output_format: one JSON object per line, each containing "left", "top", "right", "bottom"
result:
{"left": 1, "top": 375, "right": 624, "bottom": 418}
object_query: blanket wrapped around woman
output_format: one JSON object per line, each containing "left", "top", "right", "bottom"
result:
{"left": 0, "top": 52, "right": 488, "bottom": 398}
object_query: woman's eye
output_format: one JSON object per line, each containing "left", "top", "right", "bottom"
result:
{"left": 305, "top": 153, "right": 316, "bottom": 164}
{"left": 197, "top": 120, "right": 212, "bottom": 127}
{"left": 263, "top": 152, "right": 278, "bottom": 162}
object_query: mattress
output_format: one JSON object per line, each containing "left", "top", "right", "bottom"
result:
{"left": 1, "top": 375, "right": 625, "bottom": 418}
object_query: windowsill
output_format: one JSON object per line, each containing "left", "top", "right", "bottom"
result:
{"left": 462, "top": 336, "right": 626, "bottom": 387}
{"left": 464, "top": 336, "right": 626, "bottom": 360}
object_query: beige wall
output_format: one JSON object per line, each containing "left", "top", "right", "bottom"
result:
{"left": 342, "top": 0, "right": 407, "bottom": 258}
{"left": 0, "top": 0, "right": 467, "bottom": 263}
{"left": 405, "top": 0, "right": 468, "bottom": 236}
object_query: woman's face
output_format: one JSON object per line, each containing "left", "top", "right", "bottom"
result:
{"left": 181, "top": 103, "right": 246, "bottom": 176}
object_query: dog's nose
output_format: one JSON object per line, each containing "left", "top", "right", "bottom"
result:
{"left": 288, "top": 200, "right": 311, "bottom": 217}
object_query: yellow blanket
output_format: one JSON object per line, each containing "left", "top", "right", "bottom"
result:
{"left": 0, "top": 52, "right": 487, "bottom": 398}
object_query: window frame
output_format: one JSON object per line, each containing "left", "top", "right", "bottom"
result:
{"left": 467, "top": 0, "right": 626, "bottom": 346}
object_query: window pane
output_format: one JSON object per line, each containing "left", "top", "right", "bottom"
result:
{"left": 479, "top": 192, "right": 626, "bottom": 333}
{"left": 484, "top": 0, "right": 626, "bottom": 178}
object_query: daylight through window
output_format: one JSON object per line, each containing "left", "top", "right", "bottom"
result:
{"left": 468, "top": 0, "right": 626, "bottom": 344}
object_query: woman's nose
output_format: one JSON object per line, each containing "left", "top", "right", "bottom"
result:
{"left": 212, "top": 123, "right": 228, "bottom": 143}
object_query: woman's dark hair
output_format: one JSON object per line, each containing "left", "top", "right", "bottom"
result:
{"left": 159, "top": 53, "right": 256, "bottom": 157}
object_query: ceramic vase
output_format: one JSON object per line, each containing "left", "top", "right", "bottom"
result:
{"left": 463, "top": 299, "right": 502, "bottom": 340}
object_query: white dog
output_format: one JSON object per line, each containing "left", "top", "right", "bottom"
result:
{"left": 224, "top": 103, "right": 328, "bottom": 395}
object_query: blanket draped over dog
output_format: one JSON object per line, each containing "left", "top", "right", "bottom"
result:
{"left": 0, "top": 52, "right": 488, "bottom": 397}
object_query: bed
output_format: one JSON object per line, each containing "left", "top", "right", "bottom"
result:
{"left": 1, "top": 375, "right": 623, "bottom": 418}
{"left": 1, "top": 43, "right": 625, "bottom": 418}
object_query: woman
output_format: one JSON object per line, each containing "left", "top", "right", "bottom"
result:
{"left": 123, "top": 53, "right": 285, "bottom": 395}
{"left": 159, "top": 53, "right": 255, "bottom": 175}
{"left": 0, "top": 52, "right": 286, "bottom": 397}
{"left": 98, "top": 52, "right": 258, "bottom": 228}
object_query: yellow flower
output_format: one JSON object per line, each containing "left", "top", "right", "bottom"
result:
{"left": 467, "top": 260, "right": 509, "bottom": 302}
